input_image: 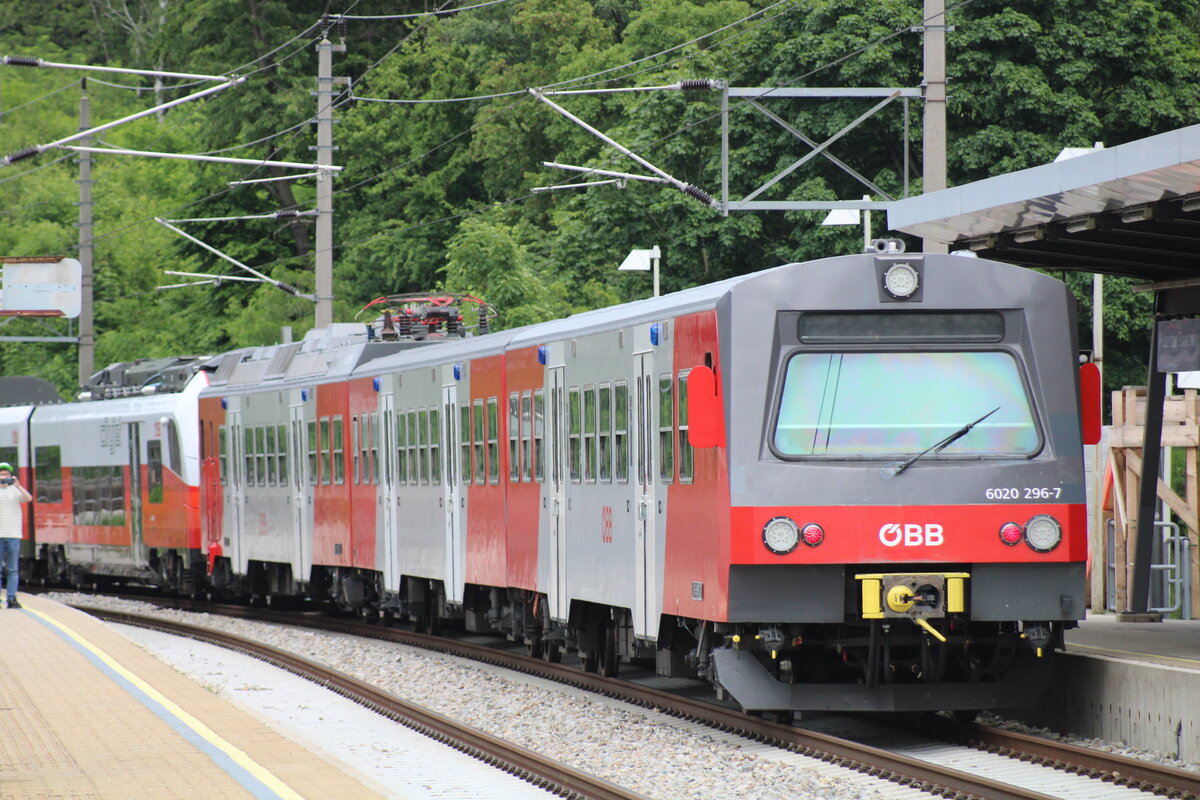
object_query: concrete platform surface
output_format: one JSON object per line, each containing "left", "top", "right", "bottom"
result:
{"left": 1065, "top": 611, "right": 1200, "bottom": 670}
{"left": 0, "top": 593, "right": 386, "bottom": 800}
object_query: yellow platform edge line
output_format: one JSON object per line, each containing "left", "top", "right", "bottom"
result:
{"left": 27, "top": 605, "right": 308, "bottom": 800}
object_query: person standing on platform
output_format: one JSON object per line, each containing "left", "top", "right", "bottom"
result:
{"left": 0, "top": 462, "right": 32, "bottom": 609}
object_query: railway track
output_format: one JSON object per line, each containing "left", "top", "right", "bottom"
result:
{"left": 86, "top": 607, "right": 644, "bottom": 800}
{"left": 70, "top": 595, "right": 1200, "bottom": 800}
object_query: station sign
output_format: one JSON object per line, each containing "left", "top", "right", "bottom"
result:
{"left": 0, "top": 257, "right": 82, "bottom": 318}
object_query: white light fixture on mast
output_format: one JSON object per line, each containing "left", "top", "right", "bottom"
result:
{"left": 618, "top": 246, "right": 662, "bottom": 298}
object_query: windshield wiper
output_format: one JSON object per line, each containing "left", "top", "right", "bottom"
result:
{"left": 891, "top": 407, "right": 1000, "bottom": 476}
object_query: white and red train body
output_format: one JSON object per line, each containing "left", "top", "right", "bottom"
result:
{"left": 6, "top": 253, "right": 1095, "bottom": 712}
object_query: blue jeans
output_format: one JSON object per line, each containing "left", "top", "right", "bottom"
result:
{"left": 0, "top": 538, "right": 19, "bottom": 602}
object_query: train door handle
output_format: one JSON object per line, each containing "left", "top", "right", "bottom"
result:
{"left": 439, "top": 497, "right": 443, "bottom": 508}
{"left": 638, "top": 503, "right": 647, "bottom": 521}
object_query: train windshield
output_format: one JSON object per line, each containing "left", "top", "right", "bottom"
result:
{"left": 773, "top": 351, "right": 1039, "bottom": 457}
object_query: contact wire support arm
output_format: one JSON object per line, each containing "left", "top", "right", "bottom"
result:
{"left": 1, "top": 78, "right": 245, "bottom": 167}
{"left": 528, "top": 88, "right": 719, "bottom": 210}
{"left": 154, "top": 218, "right": 316, "bottom": 301}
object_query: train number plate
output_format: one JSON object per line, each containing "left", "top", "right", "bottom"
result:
{"left": 985, "top": 486, "right": 1062, "bottom": 501}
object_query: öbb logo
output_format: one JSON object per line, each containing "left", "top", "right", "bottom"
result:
{"left": 878, "top": 523, "right": 944, "bottom": 547}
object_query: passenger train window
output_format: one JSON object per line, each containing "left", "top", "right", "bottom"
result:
{"left": 147, "top": 440, "right": 164, "bottom": 502}
{"left": 459, "top": 404, "right": 471, "bottom": 485}
{"left": 614, "top": 382, "right": 628, "bottom": 483}
{"left": 352, "top": 415, "right": 361, "bottom": 484}
{"left": 257, "top": 426, "right": 269, "bottom": 486}
{"left": 408, "top": 410, "right": 419, "bottom": 484}
{"left": 319, "top": 418, "right": 331, "bottom": 485}
{"left": 533, "top": 390, "right": 545, "bottom": 482}
{"left": 429, "top": 407, "right": 441, "bottom": 484}
{"left": 219, "top": 427, "right": 228, "bottom": 486}
{"left": 678, "top": 371, "right": 693, "bottom": 484}
{"left": 72, "top": 465, "right": 125, "bottom": 526}
{"left": 332, "top": 416, "right": 345, "bottom": 484}
{"left": 568, "top": 388, "right": 582, "bottom": 483}
{"left": 584, "top": 386, "right": 597, "bottom": 483}
{"left": 396, "top": 413, "right": 408, "bottom": 484}
{"left": 636, "top": 378, "right": 645, "bottom": 485}
{"left": 521, "top": 392, "right": 532, "bottom": 483}
{"left": 419, "top": 409, "right": 429, "bottom": 484}
{"left": 276, "top": 424, "right": 287, "bottom": 484}
{"left": 166, "top": 420, "right": 182, "bottom": 476}
{"left": 508, "top": 392, "right": 520, "bottom": 482}
{"left": 599, "top": 385, "right": 612, "bottom": 482}
{"left": 307, "top": 421, "right": 318, "bottom": 485}
{"left": 659, "top": 375, "right": 675, "bottom": 483}
{"left": 372, "top": 412, "right": 381, "bottom": 485}
{"left": 34, "top": 445, "right": 62, "bottom": 503}
{"left": 487, "top": 398, "right": 499, "bottom": 484}
{"left": 265, "top": 426, "right": 277, "bottom": 486}
{"left": 382, "top": 410, "right": 393, "bottom": 485}
{"left": 473, "top": 399, "right": 485, "bottom": 484}
{"left": 245, "top": 428, "right": 256, "bottom": 486}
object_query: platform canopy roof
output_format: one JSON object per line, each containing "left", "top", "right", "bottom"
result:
{"left": 887, "top": 124, "right": 1200, "bottom": 283}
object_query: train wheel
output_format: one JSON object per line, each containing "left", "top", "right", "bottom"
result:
{"left": 381, "top": 609, "right": 395, "bottom": 628}
{"left": 598, "top": 620, "right": 620, "bottom": 678}
{"left": 580, "top": 649, "right": 600, "bottom": 673}
{"left": 527, "top": 628, "right": 543, "bottom": 658}
{"left": 541, "top": 640, "right": 562, "bottom": 663}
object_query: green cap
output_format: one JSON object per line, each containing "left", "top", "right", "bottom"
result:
{"left": 0, "top": 462, "right": 12, "bottom": 472}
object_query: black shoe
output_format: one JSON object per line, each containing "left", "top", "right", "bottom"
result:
{"left": 7, "top": 598, "right": 20, "bottom": 609}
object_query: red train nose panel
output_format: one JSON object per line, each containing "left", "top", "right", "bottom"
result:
{"left": 730, "top": 503, "right": 1087, "bottom": 564}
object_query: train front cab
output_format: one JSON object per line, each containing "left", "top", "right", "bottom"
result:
{"left": 703, "top": 253, "right": 1095, "bottom": 713}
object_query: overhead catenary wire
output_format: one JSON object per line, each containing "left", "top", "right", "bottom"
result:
{"left": 8, "top": 0, "right": 946, "bottom": 293}
{"left": 0, "top": 79, "right": 78, "bottom": 117}
{"left": 329, "top": 0, "right": 515, "bottom": 20}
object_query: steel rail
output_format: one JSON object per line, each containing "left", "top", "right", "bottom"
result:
{"left": 902, "top": 714, "right": 1200, "bottom": 800}
{"left": 87, "top": 608, "right": 645, "bottom": 800}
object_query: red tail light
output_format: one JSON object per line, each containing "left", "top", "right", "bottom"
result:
{"left": 801, "top": 523, "right": 825, "bottom": 547}
{"left": 999, "top": 522, "right": 1022, "bottom": 546}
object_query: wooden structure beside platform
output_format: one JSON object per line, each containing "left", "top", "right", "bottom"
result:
{"left": 1104, "top": 387, "right": 1200, "bottom": 617}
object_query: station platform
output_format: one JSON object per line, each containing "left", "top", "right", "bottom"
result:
{"left": 1008, "top": 610, "right": 1200, "bottom": 760}
{"left": 0, "top": 594, "right": 385, "bottom": 800}
{"left": 1065, "top": 610, "right": 1200, "bottom": 670}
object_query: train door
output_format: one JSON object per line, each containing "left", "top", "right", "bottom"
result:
{"left": 227, "top": 408, "right": 244, "bottom": 569}
{"left": 549, "top": 364, "right": 568, "bottom": 620}
{"left": 634, "top": 352, "right": 657, "bottom": 637}
{"left": 441, "top": 384, "right": 465, "bottom": 604}
{"left": 288, "top": 403, "right": 308, "bottom": 581}
{"left": 127, "top": 423, "right": 147, "bottom": 564}
{"left": 380, "top": 392, "right": 399, "bottom": 587}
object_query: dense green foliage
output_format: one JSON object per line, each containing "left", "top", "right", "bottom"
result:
{"left": 1, "top": 0, "right": 1198, "bottom": 399}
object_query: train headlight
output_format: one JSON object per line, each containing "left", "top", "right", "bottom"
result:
{"left": 763, "top": 516, "right": 800, "bottom": 555}
{"left": 1024, "top": 514, "right": 1062, "bottom": 552}
{"left": 882, "top": 263, "right": 919, "bottom": 298}
{"left": 998, "top": 522, "right": 1023, "bottom": 546}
